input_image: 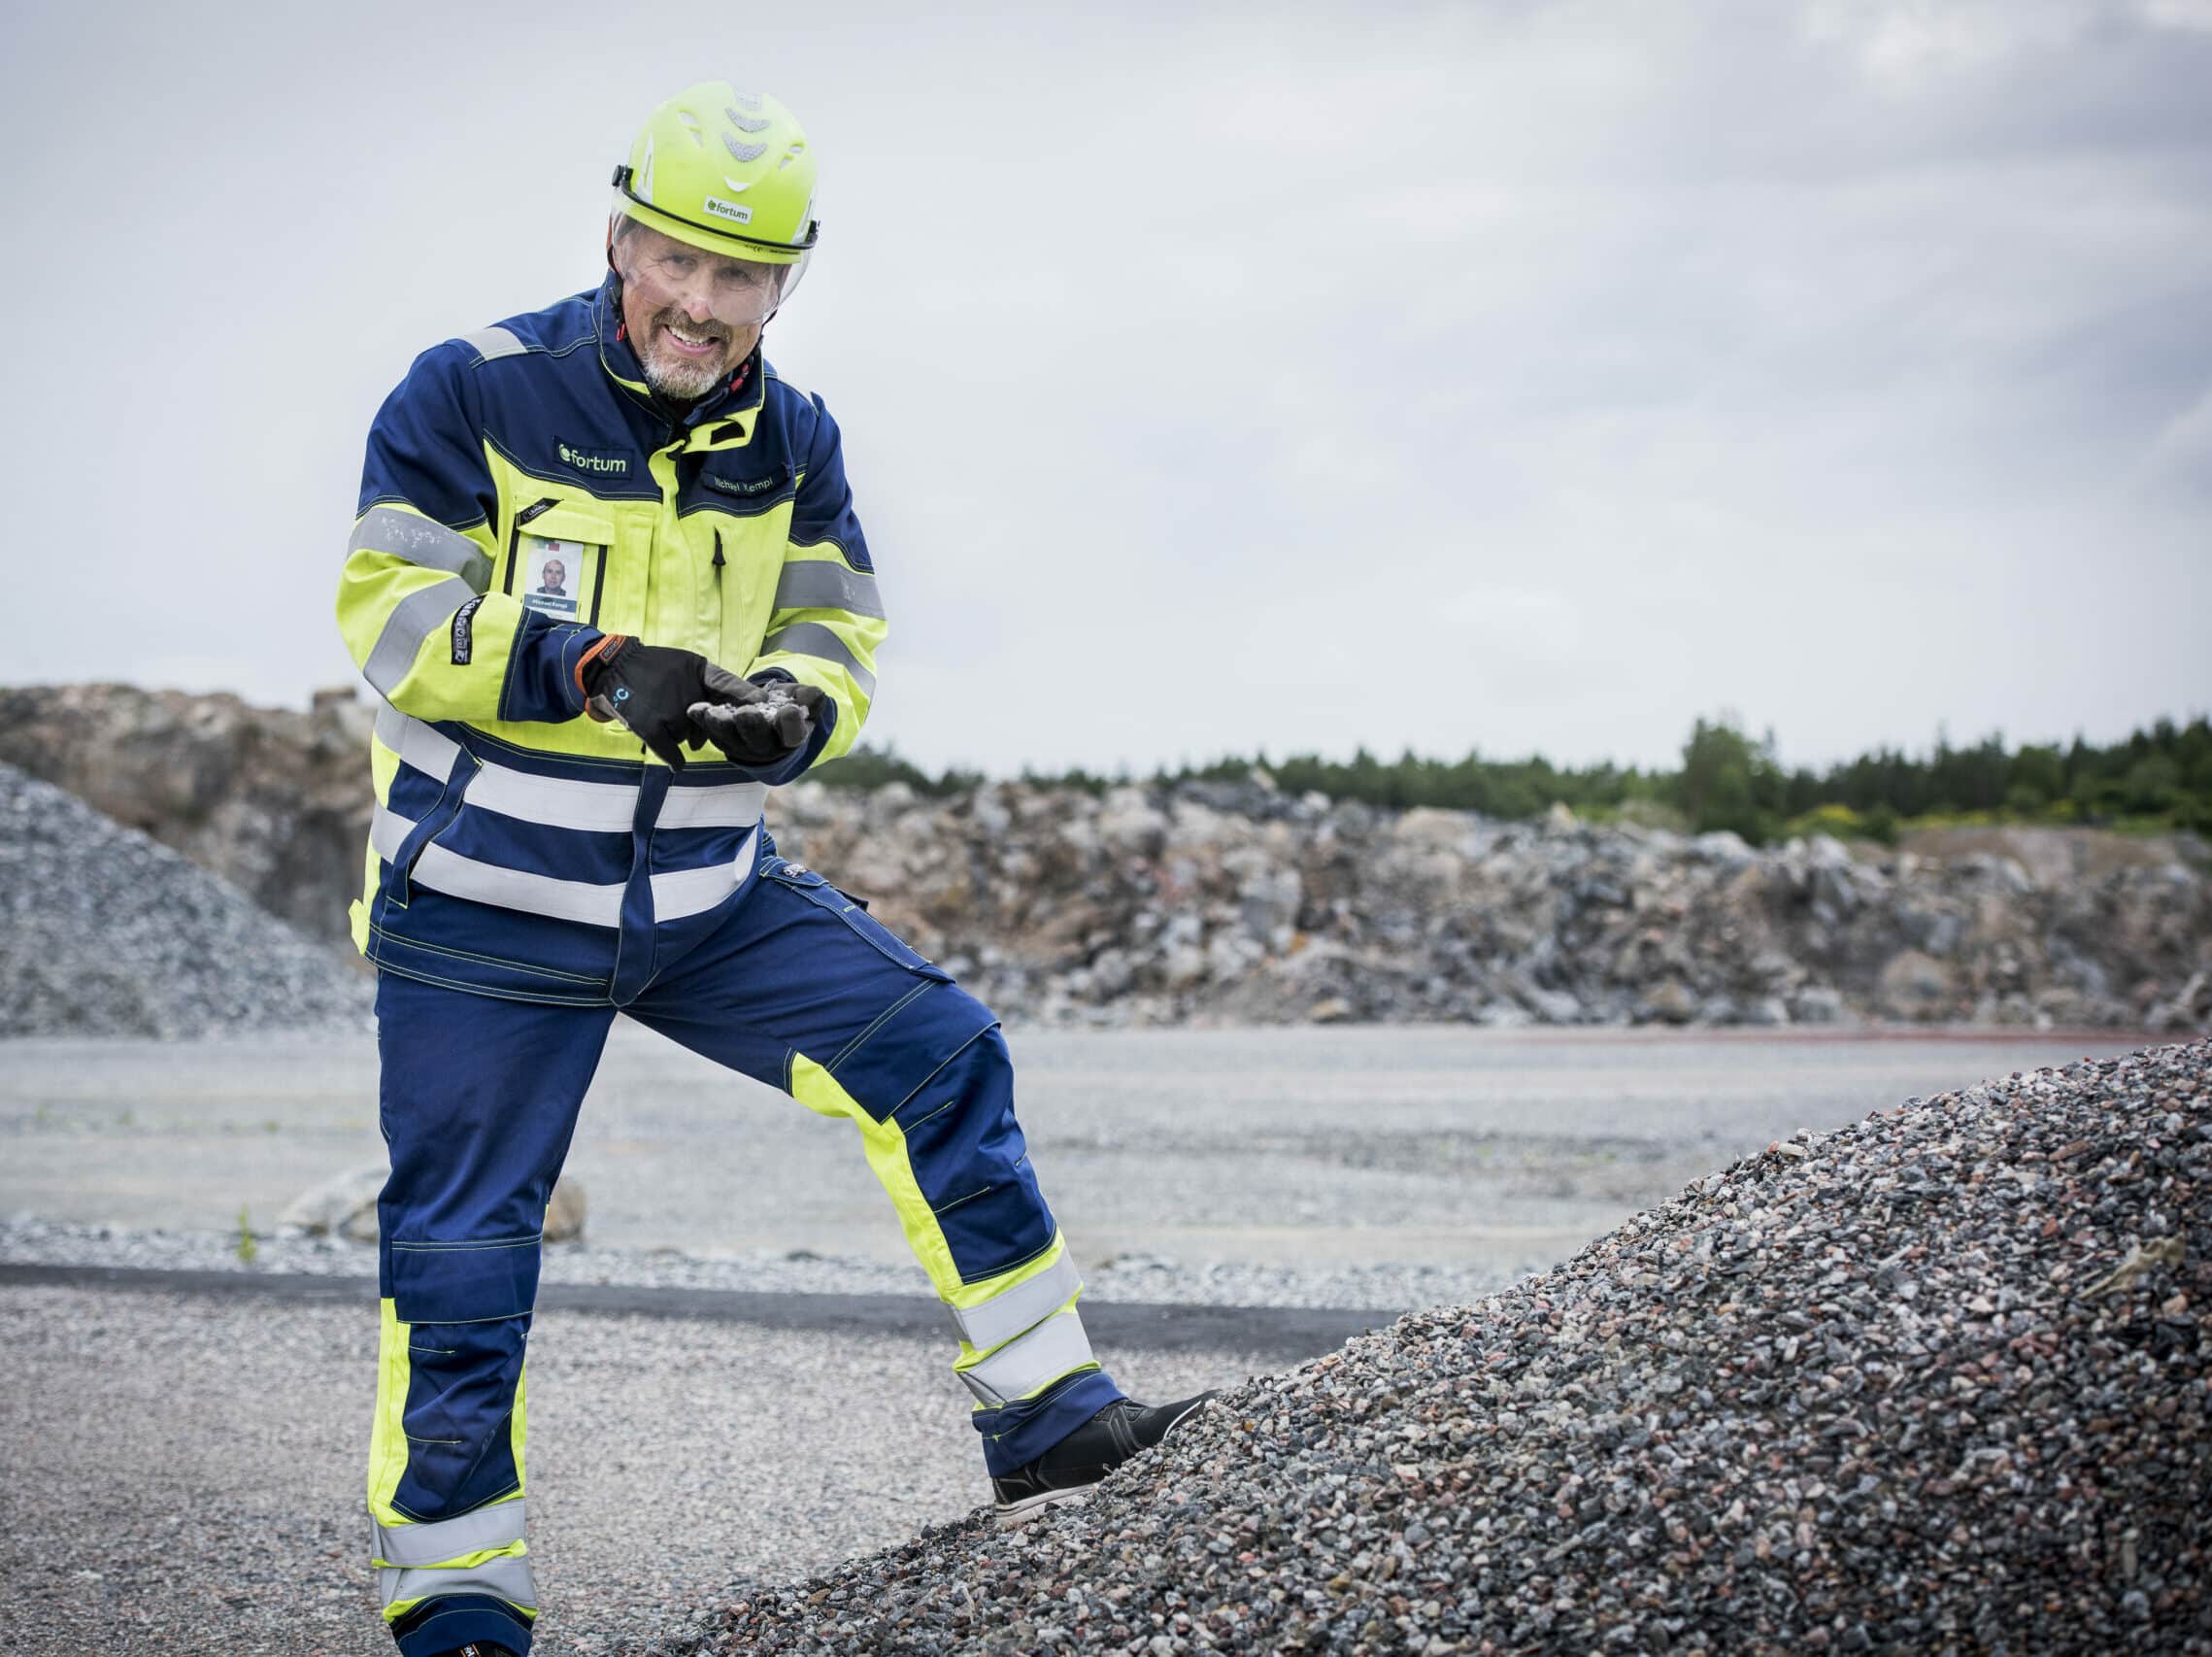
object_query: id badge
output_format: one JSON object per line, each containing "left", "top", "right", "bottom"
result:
{"left": 519, "top": 535, "right": 585, "bottom": 618}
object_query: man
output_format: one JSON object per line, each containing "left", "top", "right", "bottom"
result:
{"left": 336, "top": 82, "right": 1213, "bottom": 1657}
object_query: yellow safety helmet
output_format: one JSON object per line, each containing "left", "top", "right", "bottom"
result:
{"left": 610, "top": 83, "right": 821, "bottom": 307}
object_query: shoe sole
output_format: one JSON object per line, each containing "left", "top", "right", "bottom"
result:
{"left": 994, "top": 1483, "right": 1092, "bottom": 1528}
{"left": 990, "top": 1393, "right": 1219, "bottom": 1529}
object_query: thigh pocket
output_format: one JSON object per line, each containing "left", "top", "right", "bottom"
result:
{"left": 761, "top": 859, "right": 952, "bottom": 980}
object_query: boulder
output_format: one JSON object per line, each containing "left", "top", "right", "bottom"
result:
{"left": 1878, "top": 950, "right": 1958, "bottom": 1021}
{"left": 279, "top": 1165, "right": 587, "bottom": 1244}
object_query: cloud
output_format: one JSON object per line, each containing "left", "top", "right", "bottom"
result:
{"left": 1, "top": 0, "right": 2205, "bottom": 775}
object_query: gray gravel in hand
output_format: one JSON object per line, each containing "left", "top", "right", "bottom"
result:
{"left": 653, "top": 1040, "right": 2211, "bottom": 1656}
{"left": 0, "top": 763, "right": 372, "bottom": 1038}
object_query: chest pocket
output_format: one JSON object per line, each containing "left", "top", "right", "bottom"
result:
{"left": 500, "top": 496, "right": 618, "bottom": 627}
{"left": 699, "top": 458, "right": 795, "bottom": 514}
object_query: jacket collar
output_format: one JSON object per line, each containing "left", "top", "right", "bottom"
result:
{"left": 593, "top": 273, "right": 766, "bottom": 451}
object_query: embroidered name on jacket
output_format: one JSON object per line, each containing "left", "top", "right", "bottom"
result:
{"left": 702, "top": 462, "right": 791, "bottom": 499}
{"left": 557, "top": 439, "right": 632, "bottom": 477}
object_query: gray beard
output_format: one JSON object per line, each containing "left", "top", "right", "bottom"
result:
{"left": 640, "top": 350, "right": 723, "bottom": 405}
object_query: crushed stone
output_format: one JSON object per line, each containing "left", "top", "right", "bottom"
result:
{"left": 651, "top": 1040, "right": 2211, "bottom": 1656}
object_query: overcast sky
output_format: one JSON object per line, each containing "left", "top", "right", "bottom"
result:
{"left": 3, "top": 0, "right": 2206, "bottom": 777}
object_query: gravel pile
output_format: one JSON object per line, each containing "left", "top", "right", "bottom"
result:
{"left": 0, "top": 763, "right": 373, "bottom": 1038}
{"left": 654, "top": 1041, "right": 2210, "bottom": 1656}
{"left": 0, "top": 1219, "right": 1522, "bottom": 1313}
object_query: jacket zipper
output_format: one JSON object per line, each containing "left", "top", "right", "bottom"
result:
{"left": 502, "top": 497, "right": 559, "bottom": 596}
{"left": 587, "top": 541, "right": 610, "bottom": 627}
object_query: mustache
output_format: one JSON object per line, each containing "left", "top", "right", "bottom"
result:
{"left": 654, "top": 311, "right": 731, "bottom": 342}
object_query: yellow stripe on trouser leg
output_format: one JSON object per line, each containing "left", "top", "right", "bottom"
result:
{"left": 790, "top": 1054, "right": 962, "bottom": 1294}
{"left": 368, "top": 1298, "right": 414, "bottom": 1526}
{"left": 788, "top": 1055, "right": 1101, "bottom": 1406}
{"left": 367, "top": 1296, "right": 537, "bottom": 1627}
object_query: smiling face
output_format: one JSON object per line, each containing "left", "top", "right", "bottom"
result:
{"left": 611, "top": 220, "right": 787, "bottom": 404}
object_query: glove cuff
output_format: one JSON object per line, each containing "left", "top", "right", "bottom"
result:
{"left": 575, "top": 633, "right": 630, "bottom": 712}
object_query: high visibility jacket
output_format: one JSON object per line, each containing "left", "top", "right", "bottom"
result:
{"left": 336, "top": 276, "right": 886, "bottom": 1004}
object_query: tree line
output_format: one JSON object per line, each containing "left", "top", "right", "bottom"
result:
{"left": 814, "top": 714, "right": 2212, "bottom": 845}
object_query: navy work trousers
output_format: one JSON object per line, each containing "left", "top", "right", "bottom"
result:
{"left": 367, "top": 853, "right": 1120, "bottom": 1657}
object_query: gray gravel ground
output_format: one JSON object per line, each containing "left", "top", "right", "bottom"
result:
{"left": 0, "top": 763, "right": 373, "bottom": 1038}
{"left": 654, "top": 1041, "right": 2212, "bottom": 1657}
{"left": 0, "top": 1284, "right": 1264, "bottom": 1656}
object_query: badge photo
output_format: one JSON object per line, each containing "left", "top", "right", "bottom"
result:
{"left": 520, "top": 536, "right": 583, "bottom": 617}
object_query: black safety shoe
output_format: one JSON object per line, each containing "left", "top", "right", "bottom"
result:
{"left": 991, "top": 1392, "right": 1220, "bottom": 1525}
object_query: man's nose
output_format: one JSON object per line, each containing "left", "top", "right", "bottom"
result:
{"left": 678, "top": 287, "right": 716, "bottom": 322}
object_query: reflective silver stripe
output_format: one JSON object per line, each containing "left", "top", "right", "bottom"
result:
{"left": 374, "top": 701, "right": 463, "bottom": 780}
{"left": 659, "top": 781, "right": 771, "bottom": 829}
{"left": 650, "top": 833, "right": 760, "bottom": 920}
{"left": 461, "top": 324, "right": 528, "bottom": 360}
{"left": 363, "top": 576, "right": 475, "bottom": 695}
{"left": 378, "top": 1552, "right": 537, "bottom": 1612}
{"left": 373, "top": 705, "right": 766, "bottom": 833}
{"left": 374, "top": 806, "right": 620, "bottom": 927}
{"left": 472, "top": 767, "right": 653, "bottom": 832}
{"left": 372, "top": 1501, "right": 526, "bottom": 1568}
{"left": 773, "top": 560, "right": 885, "bottom": 620}
{"left": 369, "top": 804, "right": 417, "bottom": 862}
{"left": 948, "top": 1250, "right": 1083, "bottom": 1354}
{"left": 760, "top": 622, "right": 877, "bottom": 698}
{"left": 373, "top": 807, "right": 758, "bottom": 929}
{"left": 956, "top": 1307, "right": 1095, "bottom": 1408}
{"left": 350, "top": 507, "right": 492, "bottom": 592}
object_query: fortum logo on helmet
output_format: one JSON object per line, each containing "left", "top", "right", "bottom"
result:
{"left": 702, "top": 196, "right": 754, "bottom": 225}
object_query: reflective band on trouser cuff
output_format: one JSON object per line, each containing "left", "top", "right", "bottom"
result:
{"left": 378, "top": 1552, "right": 537, "bottom": 1613}
{"left": 374, "top": 704, "right": 767, "bottom": 833}
{"left": 350, "top": 507, "right": 493, "bottom": 593}
{"left": 364, "top": 577, "right": 477, "bottom": 695}
{"left": 957, "top": 1306, "right": 1095, "bottom": 1408}
{"left": 772, "top": 560, "right": 885, "bottom": 619}
{"left": 760, "top": 622, "right": 877, "bottom": 698}
{"left": 371, "top": 806, "right": 758, "bottom": 928}
{"left": 948, "top": 1251, "right": 1083, "bottom": 1355}
{"left": 372, "top": 1501, "right": 527, "bottom": 1567}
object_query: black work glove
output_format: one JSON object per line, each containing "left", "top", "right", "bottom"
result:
{"left": 576, "top": 635, "right": 750, "bottom": 772}
{"left": 687, "top": 677, "right": 827, "bottom": 767}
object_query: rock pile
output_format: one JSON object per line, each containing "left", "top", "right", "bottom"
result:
{"left": 0, "top": 763, "right": 372, "bottom": 1038}
{"left": 654, "top": 1040, "right": 2211, "bottom": 1656}
{"left": 3, "top": 684, "right": 2205, "bottom": 1031}
{"left": 773, "top": 777, "right": 2211, "bottom": 1032}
